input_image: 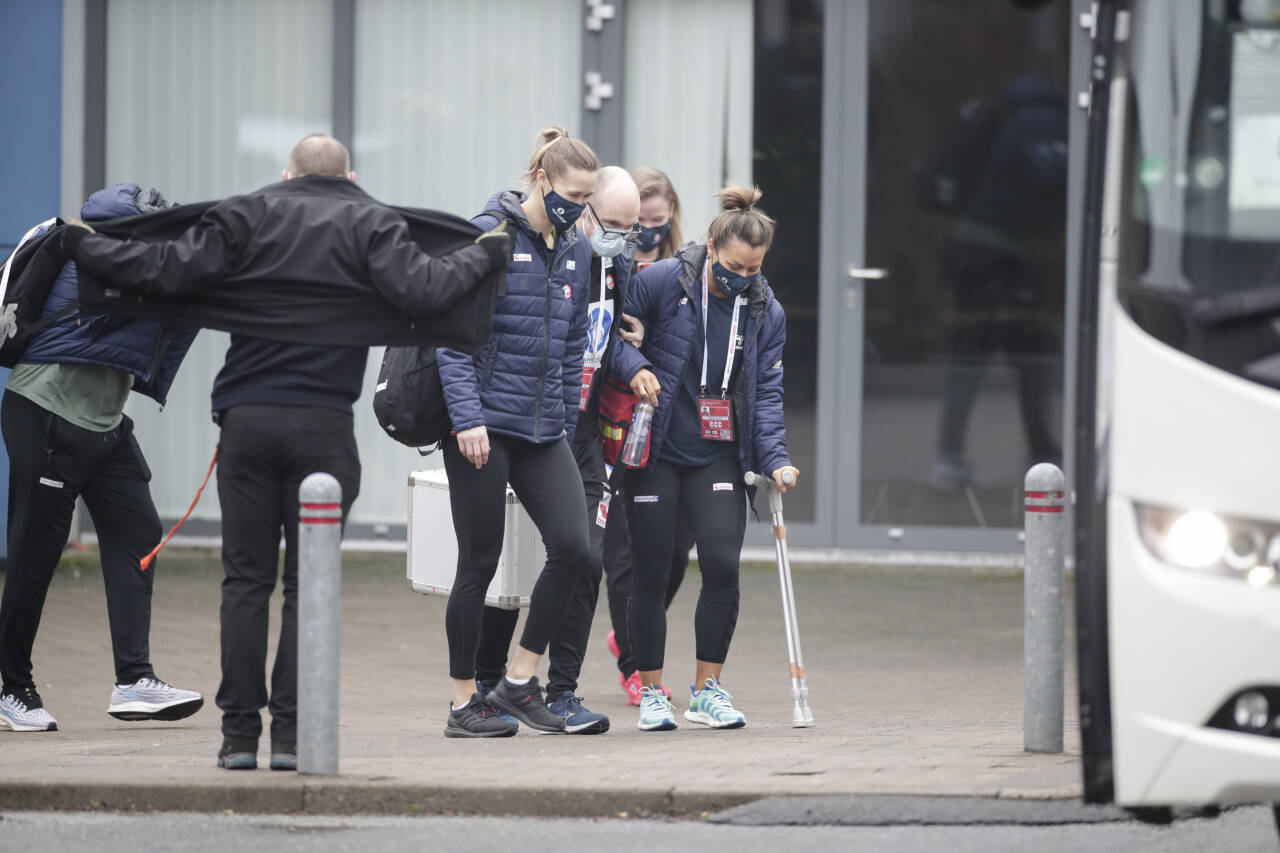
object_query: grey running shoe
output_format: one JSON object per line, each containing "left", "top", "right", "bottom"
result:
{"left": 0, "top": 688, "right": 58, "bottom": 732}
{"left": 444, "top": 695, "right": 518, "bottom": 738}
{"left": 109, "top": 676, "right": 203, "bottom": 721}
{"left": 486, "top": 676, "right": 565, "bottom": 733}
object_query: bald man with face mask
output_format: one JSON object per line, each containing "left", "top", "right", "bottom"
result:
{"left": 472, "top": 166, "right": 643, "bottom": 734}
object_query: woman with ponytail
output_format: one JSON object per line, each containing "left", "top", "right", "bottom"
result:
{"left": 610, "top": 186, "right": 799, "bottom": 731}
{"left": 435, "top": 127, "right": 599, "bottom": 738}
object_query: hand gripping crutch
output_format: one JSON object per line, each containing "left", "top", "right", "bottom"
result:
{"left": 744, "top": 470, "right": 813, "bottom": 727}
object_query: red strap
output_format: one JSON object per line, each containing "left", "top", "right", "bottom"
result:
{"left": 140, "top": 447, "right": 218, "bottom": 571}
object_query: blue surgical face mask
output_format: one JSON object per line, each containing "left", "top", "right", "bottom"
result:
{"left": 590, "top": 228, "right": 628, "bottom": 258}
{"left": 542, "top": 181, "right": 586, "bottom": 233}
{"left": 711, "top": 259, "right": 757, "bottom": 297}
{"left": 636, "top": 221, "right": 671, "bottom": 253}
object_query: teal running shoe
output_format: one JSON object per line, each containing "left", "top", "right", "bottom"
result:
{"left": 637, "top": 684, "right": 677, "bottom": 731}
{"left": 684, "top": 677, "right": 746, "bottom": 729}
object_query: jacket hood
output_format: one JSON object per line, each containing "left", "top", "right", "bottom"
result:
{"left": 481, "top": 190, "right": 583, "bottom": 250}
{"left": 81, "top": 183, "right": 143, "bottom": 221}
{"left": 80, "top": 183, "right": 172, "bottom": 222}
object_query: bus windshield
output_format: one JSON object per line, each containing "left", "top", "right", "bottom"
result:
{"left": 1120, "top": 0, "right": 1280, "bottom": 388}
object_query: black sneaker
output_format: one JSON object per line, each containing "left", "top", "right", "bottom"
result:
{"left": 445, "top": 695, "right": 518, "bottom": 738}
{"left": 216, "top": 735, "right": 258, "bottom": 770}
{"left": 270, "top": 740, "right": 297, "bottom": 771}
{"left": 486, "top": 676, "right": 565, "bottom": 733}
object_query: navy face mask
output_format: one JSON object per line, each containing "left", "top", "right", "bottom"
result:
{"left": 542, "top": 182, "right": 586, "bottom": 233}
{"left": 636, "top": 221, "right": 671, "bottom": 253}
{"left": 711, "top": 259, "right": 757, "bottom": 297}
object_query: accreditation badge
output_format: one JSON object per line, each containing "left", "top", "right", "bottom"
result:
{"left": 698, "top": 396, "right": 735, "bottom": 441}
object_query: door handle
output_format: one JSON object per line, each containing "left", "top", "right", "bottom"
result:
{"left": 847, "top": 266, "right": 889, "bottom": 280}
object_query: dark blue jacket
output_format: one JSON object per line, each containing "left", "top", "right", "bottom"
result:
{"left": 437, "top": 191, "right": 592, "bottom": 443}
{"left": 611, "top": 243, "right": 790, "bottom": 478}
{"left": 20, "top": 183, "right": 198, "bottom": 404}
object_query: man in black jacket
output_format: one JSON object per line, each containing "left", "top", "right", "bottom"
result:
{"left": 67, "top": 134, "right": 511, "bottom": 770}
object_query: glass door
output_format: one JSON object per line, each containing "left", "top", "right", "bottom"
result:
{"left": 834, "top": 0, "right": 1076, "bottom": 550}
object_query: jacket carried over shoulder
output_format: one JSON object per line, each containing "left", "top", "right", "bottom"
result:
{"left": 12, "top": 183, "right": 198, "bottom": 405}
{"left": 437, "top": 190, "right": 592, "bottom": 444}
{"left": 68, "top": 176, "right": 505, "bottom": 351}
{"left": 610, "top": 242, "right": 790, "bottom": 479}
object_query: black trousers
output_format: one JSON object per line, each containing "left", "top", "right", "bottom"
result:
{"left": 442, "top": 433, "right": 588, "bottom": 681}
{"left": 475, "top": 440, "right": 697, "bottom": 693}
{"left": 215, "top": 404, "right": 360, "bottom": 743}
{"left": 0, "top": 391, "right": 162, "bottom": 691}
{"left": 603, "top": 497, "right": 694, "bottom": 678}
{"left": 625, "top": 455, "right": 747, "bottom": 673}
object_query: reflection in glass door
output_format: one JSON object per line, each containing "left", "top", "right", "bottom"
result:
{"left": 859, "top": 0, "right": 1072, "bottom": 532}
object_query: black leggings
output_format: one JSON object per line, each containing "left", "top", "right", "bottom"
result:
{"left": 442, "top": 433, "right": 589, "bottom": 680}
{"left": 625, "top": 455, "right": 747, "bottom": 673}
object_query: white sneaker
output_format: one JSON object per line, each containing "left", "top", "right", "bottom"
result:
{"left": 108, "top": 676, "right": 203, "bottom": 721}
{"left": 0, "top": 688, "right": 58, "bottom": 731}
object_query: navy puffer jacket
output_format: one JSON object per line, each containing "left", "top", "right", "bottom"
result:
{"left": 20, "top": 183, "right": 198, "bottom": 404}
{"left": 610, "top": 243, "right": 790, "bottom": 478}
{"left": 437, "top": 191, "right": 592, "bottom": 443}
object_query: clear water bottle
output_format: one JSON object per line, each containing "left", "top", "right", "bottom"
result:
{"left": 621, "top": 401, "right": 654, "bottom": 467}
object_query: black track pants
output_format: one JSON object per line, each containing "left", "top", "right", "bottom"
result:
{"left": 625, "top": 455, "right": 746, "bottom": 673}
{"left": 0, "top": 391, "right": 161, "bottom": 691}
{"left": 443, "top": 433, "right": 588, "bottom": 681}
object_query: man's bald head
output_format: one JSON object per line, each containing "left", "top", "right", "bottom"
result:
{"left": 592, "top": 165, "right": 640, "bottom": 228}
{"left": 286, "top": 134, "right": 352, "bottom": 179}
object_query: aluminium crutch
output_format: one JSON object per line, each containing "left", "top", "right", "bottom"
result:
{"left": 744, "top": 469, "right": 813, "bottom": 727}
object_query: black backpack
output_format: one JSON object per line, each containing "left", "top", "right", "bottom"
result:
{"left": 912, "top": 97, "right": 1006, "bottom": 213}
{"left": 0, "top": 218, "right": 76, "bottom": 369}
{"left": 372, "top": 205, "right": 515, "bottom": 452}
{"left": 372, "top": 344, "right": 452, "bottom": 453}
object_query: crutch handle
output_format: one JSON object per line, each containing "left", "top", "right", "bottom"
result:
{"left": 744, "top": 469, "right": 795, "bottom": 489}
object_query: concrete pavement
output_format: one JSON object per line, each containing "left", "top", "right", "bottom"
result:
{"left": 0, "top": 549, "right": 1082, "bottom": 816}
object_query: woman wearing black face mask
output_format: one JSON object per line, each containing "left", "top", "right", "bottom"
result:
{"left": 609, "top": 186, "right": 800, "bottom": 732}
{"left": 434, "top": 127, "right": 599, "bottom": 738}
{"left": 631, "top": 167, "right": 684, "bottom": 267}
{"left": 596, "top": 167, "right": 696, "bottom": 709}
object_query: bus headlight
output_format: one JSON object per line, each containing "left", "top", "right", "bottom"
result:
{"left": 1135, "top": 504, "right": 1279, "bottom": 584}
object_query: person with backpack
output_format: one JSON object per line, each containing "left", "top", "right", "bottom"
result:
{"left": 611, "top": 186, "right": 798, "bottom": 731}
{"left": 436, "top": 127, "right": 598, "bottom": 738}
{"left": 599, "top": 167, "right": 697, "bottom": 707}
{"left": 470, "top": 165, "right": 643, "bottom": 734}
{"left": 0, "top": 184, "right": 203, "bottom": 733}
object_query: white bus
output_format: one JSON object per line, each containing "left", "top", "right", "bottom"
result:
{"left": 1075, "top": 0, "right": 1280, "bottom": 831}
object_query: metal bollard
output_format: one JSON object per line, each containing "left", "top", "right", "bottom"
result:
{"left": 1023, "top": 463, "right": 1066, "bottom": 753}
{"left": 298, "top": 473, "right": 342, "bottom": 775}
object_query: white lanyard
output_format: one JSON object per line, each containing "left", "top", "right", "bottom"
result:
{"left": 700, "top": 258, "right": 743, "bottom": 398}
{"left": 598, "top": 255, "right": 611, "bottom": 308}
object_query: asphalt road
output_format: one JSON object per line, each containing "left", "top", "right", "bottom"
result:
{"left": 0, "top": 803, "right": 1277, "bottom": 853}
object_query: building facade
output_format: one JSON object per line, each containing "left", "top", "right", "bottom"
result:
{"left": 5, "top": 0, "right": 1093, "bottom": 556}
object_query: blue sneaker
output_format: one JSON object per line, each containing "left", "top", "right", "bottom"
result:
{"left": 637, "top": 684, "right": 677, "bottom": 732}
{"left": 476, "top": 678, "right": 518, "bottom": 726}
{"left": 546, "top": 691, "right": 610, "bottom": 735}
{"left": 684, "top": 677, "right": 746, "bottom": 729}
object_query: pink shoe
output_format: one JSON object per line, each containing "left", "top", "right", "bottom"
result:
{"left": 606, "top": 630, "right": 621, "bottom": 660}
{"left": 621, "top": 671, "right": 642, "bottom": 706}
